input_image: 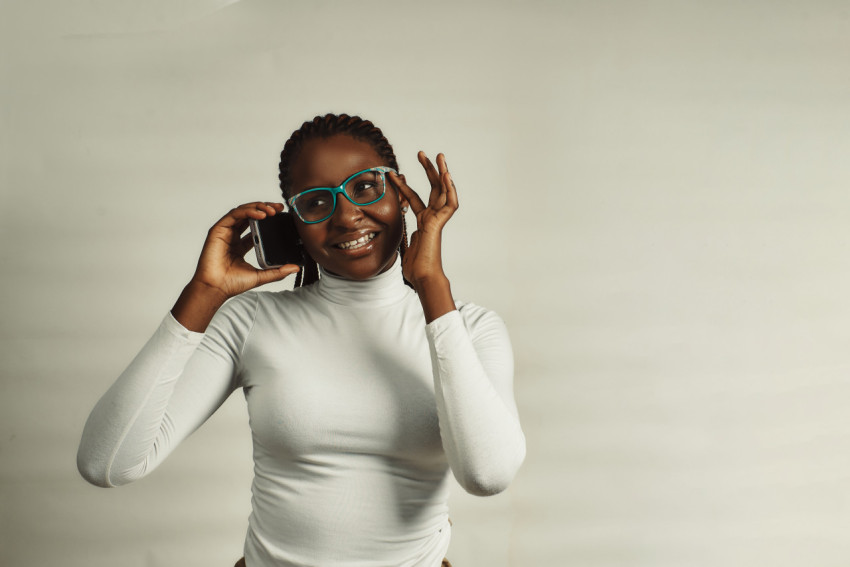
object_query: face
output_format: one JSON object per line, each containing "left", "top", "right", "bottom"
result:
{"left": 287, "top": 134, "right": 406, "bottom": 280}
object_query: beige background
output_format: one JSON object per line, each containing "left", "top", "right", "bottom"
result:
{"left": 3, "top": 1, "right": 850, "bottom": 566}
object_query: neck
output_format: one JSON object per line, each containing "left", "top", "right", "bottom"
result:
{"left": 315, "top": 255, "right": 411, "bottom": 307}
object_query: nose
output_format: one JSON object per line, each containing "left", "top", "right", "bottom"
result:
{"left": 330, "top": 193, "right": 364, "bottom": 227}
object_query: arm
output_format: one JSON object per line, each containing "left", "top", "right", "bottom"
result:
{"left": 390, "top": 154, "right": 525, "bottom": 495}
{"left": 427, "top": 306, "right": 526, "bottom": 496}
{"left": 76, "top": 304, "right": 250, "bottom": 487}
{"left": 77, "top": 202, "right": 299, "bottom": 486}
{"left": 389, "top": 153, "right": 457, "bottom": 323}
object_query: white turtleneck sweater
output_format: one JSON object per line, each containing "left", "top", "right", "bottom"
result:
{"left": 77, "top": 258, "right": 525, "bottom": 567}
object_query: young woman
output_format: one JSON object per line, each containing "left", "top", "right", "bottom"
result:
{"left": 77, "top": 114, "right": 526, "bottom": 567}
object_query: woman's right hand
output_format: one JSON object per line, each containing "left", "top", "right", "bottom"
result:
{"left": 192, "top": 202, "right": 300, "bottom": 298}
{"left": 172, "top": 202, "right": 301, "bottom": 332}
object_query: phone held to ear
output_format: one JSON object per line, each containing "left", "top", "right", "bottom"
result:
{"left": 249, "top": 212, "right": 305, "bottom": 269}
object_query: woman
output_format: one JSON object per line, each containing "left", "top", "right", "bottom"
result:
{"left": 77, "top": 114, "right": 526, "bottom": 566}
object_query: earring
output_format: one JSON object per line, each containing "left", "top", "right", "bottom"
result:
{"left": 401, "top": 206, "right": 409, "bottom": 213}
{"left": 401, "top": 217, "right": 409, "bottom": 249}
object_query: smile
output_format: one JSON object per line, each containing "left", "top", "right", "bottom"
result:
{"left": 335, "top": 232, "right": 376, "bottom": 250}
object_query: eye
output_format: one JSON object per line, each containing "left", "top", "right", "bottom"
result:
{"left": 353, "top": 181, "right": 376, "bottom": 194}
{"left": 295, "top": 190, "right": 333, "bottom": 212}
{"left": 306, "top": 196, "right": 329, "bottom": 209}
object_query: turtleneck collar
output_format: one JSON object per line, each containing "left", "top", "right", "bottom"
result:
{"left": 314, "top": 254, "right": 413, "bottom": 307}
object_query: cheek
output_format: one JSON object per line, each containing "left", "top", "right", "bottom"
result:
{"left": 379, "top": 206, "right": 404, "bottom": 246}
{"left": 374, "top": 193, "right": 402, "bottom": 220}
{"left": 375, "top": 202, "right": 403, "bottom": 233}
{"left": 295, "top": 225, "right": 326, "bottom": 256}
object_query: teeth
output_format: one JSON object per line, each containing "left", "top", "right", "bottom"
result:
{"left": 337, "top": 233, "right": 376, "bottom": 250}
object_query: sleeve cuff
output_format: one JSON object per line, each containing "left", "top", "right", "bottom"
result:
{"left": 163, "top": 311, "right": 206, "bottom": 344}
{"left": 424, "top": 308, "right": 463, "bottom": 340}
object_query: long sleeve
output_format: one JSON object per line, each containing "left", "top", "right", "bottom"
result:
{"left": 77, "top": 295, "right": 256, "bottom": 487}
{"left": 425, "top": 305, "right": 526, "bottom": 496}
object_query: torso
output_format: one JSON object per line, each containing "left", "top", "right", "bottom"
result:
{"left": 230, "top": 267, "right": 452, "bottom": 566}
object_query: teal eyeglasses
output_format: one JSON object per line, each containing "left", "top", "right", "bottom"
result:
{"left": 287, "top": 166, "right": 397, "bottom": 224}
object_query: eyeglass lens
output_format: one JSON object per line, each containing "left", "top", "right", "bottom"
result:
{"left": 293, "top": 170, "right": 385, "bottom": 222}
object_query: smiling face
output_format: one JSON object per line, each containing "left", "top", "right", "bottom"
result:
{"left": 287, "top": 134, "right": 406, "bottom": 280}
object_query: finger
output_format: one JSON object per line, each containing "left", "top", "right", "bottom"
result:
{"left": 436, "top": 153, "right": 448, "bottom": 176}
{"left": 216, "top": 202, "right": 282, "bottom": 229}
{"left": 436, "top": 153, "right": 451, "bottom": 196}
{"left": 408, "top": 229, "right": 420, "bottom": 249}
{"left": 236, "top": 232, "right": 255, "bottom": 257}
{"left": 241, "top": 202, "right": 284, "bottom": 234}
{"left": 230, "top": 217, "right": 251, "bottom": 241}
{"left": 431, "top": 182, "right": 447, "bottom": 211}
{"left": 263, "top": 202, "right": 285, "bottom": 215}
{"left": 443, "top": 171, "right": 460, "bottom": 210}
{"left": 420, "top": 152, "right": 448, "bottom": 209}
{"left": 254, "top": 264, "right": 301, "bottom": 287}
{"left": 432, "top": 154, "right": 456, "bottom": 211}
{"left": 444, "top": 171, "right": 459, "bottom": 211}
{"left": 417, "top": 152, "right": 445, "bottom": 209}
{"left": 207, "top": 216, "right": 250, "bottom": 248}
{"left": 417, "top": 151, "right": 442, "bottom": 189}
{"left": 388, "top": 172, "right": 427, "bottom": 214}
{"left": 243, "top": 201, "right": 283, "bottom": 219}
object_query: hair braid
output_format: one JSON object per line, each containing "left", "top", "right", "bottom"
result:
{"left": 400, "top": 216, "right": 411, "bottom": 288}
{"left": 278, "top": 113, "right": 411, "bottom": 289}
{"left": 279, "top": 114, "right": 400, "bottom": 194}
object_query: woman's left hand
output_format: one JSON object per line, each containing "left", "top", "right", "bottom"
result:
{"left": 388, "top": 152, "right": 459, "bottom": 288}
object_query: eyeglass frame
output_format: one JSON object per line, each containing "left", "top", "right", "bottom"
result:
{"left": 286, "top": 166, "right": 398, "bottom": 224}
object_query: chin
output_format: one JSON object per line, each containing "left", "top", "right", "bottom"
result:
{"left": 346, "top": 256, "right": 397, "bottom": 280}
{"left": 316, "top": 232, "right": 401, "bottom": 280}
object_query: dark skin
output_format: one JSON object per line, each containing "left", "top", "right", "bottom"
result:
{"left": 172, "top": 134, "right": 459, "bottom": 331}
{"left": 287, "top": 135, "right": 405, "bottom": 281}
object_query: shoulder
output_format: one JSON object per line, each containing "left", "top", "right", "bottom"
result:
{"left": 215, "top": 285, "right": 327, "bottom": 334}
{"left": 209, "top": 289, "right": 298, "bottom": 334}
{"left": 249, "top": 284, "right": 328, "bottom": 319}
{"left": 213, "top": 291, "right": 260, "bottom": 323}
{"left": 219, "top": 286, "right": 316, "bottom": 315}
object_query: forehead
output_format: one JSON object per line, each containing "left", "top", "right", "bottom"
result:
{"left": 290, "top": 134, "right": 384, "bottom": 190}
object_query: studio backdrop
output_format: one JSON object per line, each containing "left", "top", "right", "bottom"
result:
{"left": 3, "top": 1, "right": 850, "bottom": 566}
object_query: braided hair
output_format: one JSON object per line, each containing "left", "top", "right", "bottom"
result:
{"left": 278, "top": 113, "right": 411, "bottom": 288}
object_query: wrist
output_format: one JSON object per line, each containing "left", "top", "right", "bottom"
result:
{"left": 413, "top": 273, "right": 455, "bottom": 324}
{"left": 171, "top": 280, "right": 229, "bottom": 332}
{"left": 185, "top": 278, "right": 230, "bottom": 306}
{"left": 410, "top": 270, "right": 449, "bottom": 293}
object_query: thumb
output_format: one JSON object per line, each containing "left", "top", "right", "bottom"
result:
{"left": 255, "top": 265, "right": 300, "bottom": 287}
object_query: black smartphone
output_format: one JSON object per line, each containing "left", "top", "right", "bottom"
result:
{"left": 249, "top": 212, "right": 305, "bottom": 269}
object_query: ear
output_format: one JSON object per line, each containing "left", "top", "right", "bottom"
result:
{"left": 394, "top": 174, "right": 410, "bottom": 210}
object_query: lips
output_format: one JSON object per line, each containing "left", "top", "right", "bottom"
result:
{"left": 335, "top": 232, "right": 377, "bottom": 250}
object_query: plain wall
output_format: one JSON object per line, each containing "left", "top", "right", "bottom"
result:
{"left": 2, "top": 1, "right": 850, "bottom": 566}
